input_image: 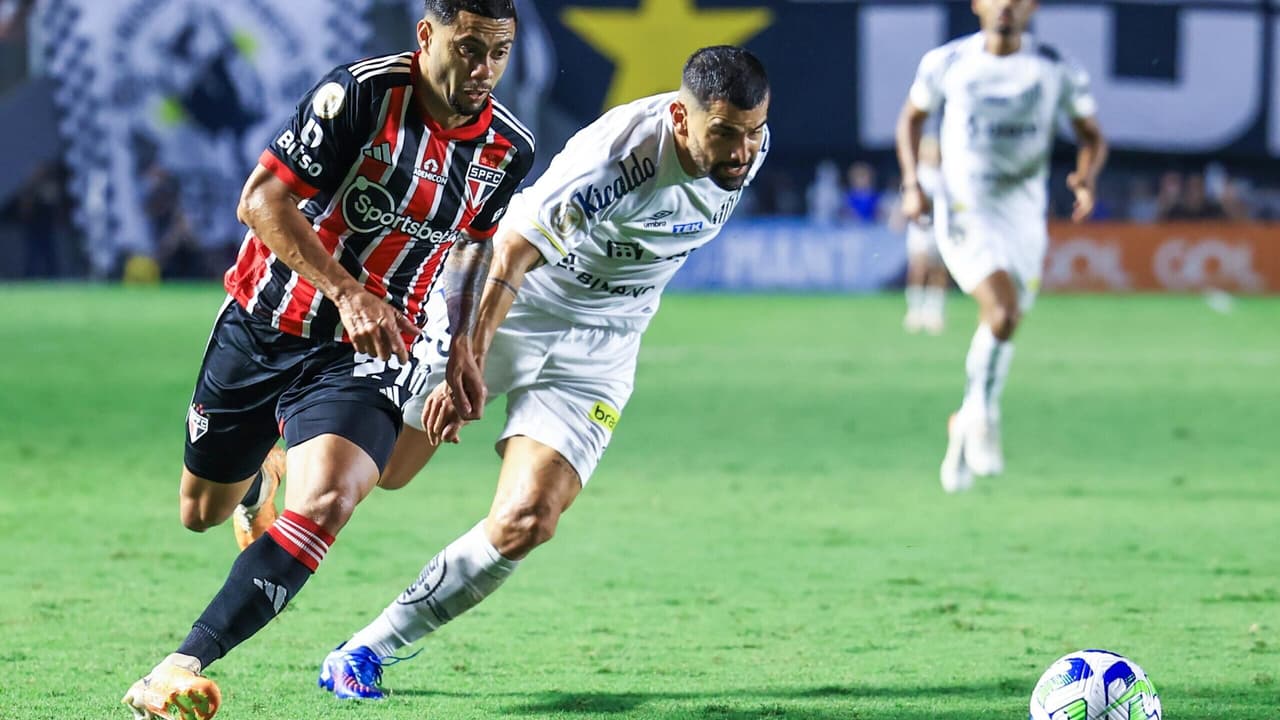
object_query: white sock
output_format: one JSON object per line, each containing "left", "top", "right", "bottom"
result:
{"left": 905, "top": 285, "right": 924, "bottom": 314}
{"left": 923, "top": 286, "right": 946, "bottom": 319}
{"left": 346, "top": 522, "right": 519, "bottom": 658}
{"left": 959, "top": 324, "right": 1012, "bottom": 422}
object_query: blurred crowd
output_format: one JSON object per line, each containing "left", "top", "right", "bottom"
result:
{"left": 744, "top": 160, "right": 1280, "bottom": 225}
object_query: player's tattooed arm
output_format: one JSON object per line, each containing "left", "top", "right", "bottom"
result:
{"left": 442, "top": 235, "right": 493, "bottom": 420}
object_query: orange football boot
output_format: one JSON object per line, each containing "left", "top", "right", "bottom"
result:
{"left": 232, "top": 445, "right": 286, "bottom": 550}
{"left": 122, "top": 657, "right": 221, "bottom": 720}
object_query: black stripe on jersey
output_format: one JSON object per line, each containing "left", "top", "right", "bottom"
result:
{"left": 431, "top": 137, "right": 472, "bottom": 238}
{"left": 490, "top": 99, "right": 535, "bottom": 153}
{"left": 1035, "top": 43, "right": 1061, "bottom": 63}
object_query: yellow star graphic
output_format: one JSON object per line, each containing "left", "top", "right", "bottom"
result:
{"left": 562, "top": 0, "right": 773, "bottom": 110}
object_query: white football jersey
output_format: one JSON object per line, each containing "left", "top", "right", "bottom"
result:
{"left": 500, "top": 92, "right": 769, "bottom": 331}
{"left": 909, "top": 33, "right": 1096, "bottom": 214}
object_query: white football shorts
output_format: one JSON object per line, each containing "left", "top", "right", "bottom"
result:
{"left": 404, "top": 291, "right": 638, "bottom": 485}
{"left": 935, "top": 199, "right": 1047, "bottom": 311}
{"left": 905, "top": 219, "right": 942, "bottom": 261}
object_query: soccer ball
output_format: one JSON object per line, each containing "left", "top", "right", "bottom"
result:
{"left": 1029, "top": 649, "right": 1162, "bottom": 720}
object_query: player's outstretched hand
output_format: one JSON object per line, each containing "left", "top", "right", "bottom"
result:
{"left": 422, "top": 383, "right": 465, "bottom": 446}
{"left": 337, "top": 290, "right": 420, "bottom": 363}
{"left": 445, "top": 335, "right": 487, "bottom": 421}
{"left": 1067, "top": 172, "right": 1096, "bottom": 223}
{"left": 901, "top": 182, "right": 931, "bottom": 223}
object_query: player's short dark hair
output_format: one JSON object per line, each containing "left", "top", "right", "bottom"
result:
{"left": 682, "top": 46, "right": 770, "bottom": 111}
{"left": 424, "top": 0, "right": 518, "bottom": 24}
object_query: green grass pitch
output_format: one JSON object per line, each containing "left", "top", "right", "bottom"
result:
{"left": 1, "top": 285, "right": 1277, "bottom": 719}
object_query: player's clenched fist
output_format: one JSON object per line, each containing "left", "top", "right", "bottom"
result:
{"left": 336, "top": 289, "right": 419, "bottom": 363}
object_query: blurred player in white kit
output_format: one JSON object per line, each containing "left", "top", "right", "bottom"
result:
{"left": 895, "top": 0, "right": 1107, "bottom": 491}
{"left": 901, "top": 135, "right": 949, "bottom": 335}
{"left": 314, "top": 45, "right": 771, "bottom": 698}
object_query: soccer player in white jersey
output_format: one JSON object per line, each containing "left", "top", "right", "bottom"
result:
{"left": 313, "top": 45, "right": 770, "bottom": 698}
{"left": 902, "top": 135, "right": 948, "bottom": 335}
{"left": 895, "top": 0, "right": 1107, "bottom": 491}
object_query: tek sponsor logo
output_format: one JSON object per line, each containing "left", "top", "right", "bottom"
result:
{"left": 671, "top": 221, "right": 704, "bottom": 235}
{"left": 274, "top": 118, "right": 326, "bottom": 177}
{"left": 572, "top": 151, "right": 657, "bottom": 219}
{"left": 341, "top": 176, "right": 461, "bottom": 244}
{"left": 187, "top": 404, "right": 209, "bottom": 443}
{"left": 414, "top": 157, "right": 447, "bottom": 184}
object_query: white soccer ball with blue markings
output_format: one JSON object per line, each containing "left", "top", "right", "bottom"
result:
{"left": 1029, "top": 649, "right": 1162, "bottom": 720}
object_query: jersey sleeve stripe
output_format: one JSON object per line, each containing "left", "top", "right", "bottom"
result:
{"left": 258, "top": 149, "right": 319, "bottom": 199}
{"left": 490, "top": 100, "right": 535, "bottom": 151}
{"left": 348, "top": 52, "right": 412, "bottom": 75}
{"left": 528, "top": 219, "right": 567, "bottom": 256}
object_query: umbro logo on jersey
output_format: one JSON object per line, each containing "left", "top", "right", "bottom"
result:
{"left": 466, "top": 162, "right": 506, "bottom": 210}
{"left": 642, "top": 209, "right": 672, "bottom": 228}
{"left": 363, "top": 143, "right": 392, "bottom": 164}
{"left": 254, "top": 578, "right": 288, "bottom": 614}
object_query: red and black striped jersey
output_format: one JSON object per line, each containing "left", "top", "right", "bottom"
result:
{"left": 225, "top": 51, "right": 535, "bottom": 342}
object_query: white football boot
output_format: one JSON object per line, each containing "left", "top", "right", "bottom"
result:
{"left": 939, "top": 413, "right": 974, "bottom": 493}
{"left": 964, "top": 413, "right": 1004, "bottom": 477}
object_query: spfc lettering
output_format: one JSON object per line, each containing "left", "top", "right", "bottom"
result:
{"left": 466, "top": 163, "right": 506, "bottom": 209}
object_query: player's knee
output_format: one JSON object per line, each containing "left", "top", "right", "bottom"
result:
{"left": 986, "top": 305, "right": 1020, "bottom": 341}
{"left": 179, "top": 496, "right": 226, "bottom": 533}
{"left": 294, "top": 488, "right": 358, "bottom": 534}
{"left": 490, "top": 500, "right": 560, "bottom": 557}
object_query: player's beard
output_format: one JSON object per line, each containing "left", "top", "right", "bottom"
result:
{"left": 709, "top": 160, "right": 752, "bottom": 191}
{"left": 449, "top": 86, "right": 491, "bottom": 118}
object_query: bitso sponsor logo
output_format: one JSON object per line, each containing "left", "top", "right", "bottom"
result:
{"left": 572, "top": 151, "right": 657, "bottom": 219}
{"left": 341, "top": 176, "right": 460, "bottom": 244}
{"left": 275, "top": 117, "right": 325, "bottom": 177}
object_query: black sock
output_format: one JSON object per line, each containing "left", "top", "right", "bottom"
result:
{"left": 176, "top": 532, "right": 313, "bottom": 669}
{"left": 238, "top": 468, "right": 265, "bottom": 508}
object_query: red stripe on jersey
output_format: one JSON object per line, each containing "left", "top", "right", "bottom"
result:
{"left": 224, "top": 236, "right": 275, "bottom": 310}
{"left": 402, "top": 237, "right": 454, "bottom": 325}
{"left": 259, "top": 150, "right": 319, "bottom": 199}
{"left": 274, "top": 86, "right": 413, "bottom": 337}
{"left": 358, "top": 132, "right": 451, "bottom": 304}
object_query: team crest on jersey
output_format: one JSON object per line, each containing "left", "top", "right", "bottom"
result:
{"left": 465, "top": 163, "right": 505, "bottom": 210}
{"left": 188, "top": 404, "right": 209, "bottom": 443}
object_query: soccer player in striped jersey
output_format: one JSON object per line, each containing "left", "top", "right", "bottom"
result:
{"left": 313, "top": 45, "right": 769, "bottom": 700}
{"left": 896, "top": 0, "right": 1107, "bottom": 492}
{"left": 121, "top": 3, "right": 533, "bottom": 718}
